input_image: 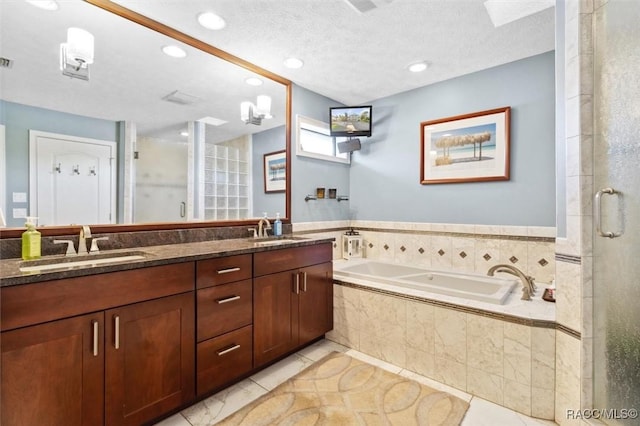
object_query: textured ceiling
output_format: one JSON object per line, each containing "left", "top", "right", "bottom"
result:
{"left": 113, "top": 0, "right": 556, "bottom": 105}
{"left": 0, "top": 0, "right": 555, "bottom": 141}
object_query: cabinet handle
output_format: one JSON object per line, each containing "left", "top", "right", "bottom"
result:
{"left": 114, "top": 315, "right": 120, "bottom": 350}
{"left": 92, "top": 320, "right": 99, "bottom": 357}
{"left": 217, "top": 344, "right": 241, "bottom": 356}
{"left": 217, "top": 267, "right": 240, "bottom": 275}
{"left": 302, "top": 272, "right": 307, "bottom": 292}
{"left": 217, "top": 295, "right": 240, "bottom": 304}
{"left": 294, "top": 273, "right": 300, "bottom": 294}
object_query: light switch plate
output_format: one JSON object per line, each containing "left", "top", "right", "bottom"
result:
{"left": 13, "top": 208, "right": 27, "bottom": 218}
{"left": 12, "top": 192, "right": 27, "bottom": 203}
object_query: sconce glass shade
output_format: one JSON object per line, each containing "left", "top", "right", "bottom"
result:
{"left": 256, "top": 95, "right": 272, "bottom": 118}
{"left": 66, "top": 27, "right": 94, "bottom": 65}
{"left": 240, "top": 102, "right": 252, "bottom": 122}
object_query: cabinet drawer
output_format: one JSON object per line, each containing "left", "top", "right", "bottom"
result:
{"left": 196, "top": 254, "right": 252, "bottom": 289}
{"left": 253, "top": 243, "right": 332, "bottom": 277}
{"left": 197, "top": 279, "right": 252, "bottom": 342}
{"left": 197, "top": 325, "right": 253, "bottom": 396}
{"left": 1, "top": 262, "right": 194, "bottom": 332}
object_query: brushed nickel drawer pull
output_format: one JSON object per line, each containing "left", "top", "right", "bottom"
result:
{"left": 217, "top": 295, "right": 241, "bottom": 304}
{"left": 217, "top": 267, "right": 241, "bottom": 274}
{"left": 217, "top": 344, "right": 241, "bottom": 356}
{"left": 92, "top": 320, "right": 99, "bottom": 357}
{"left": 302, "top": 272, "right": 307, "bottom": 292}
{"left": 294, "top": 273, "right": 300, "bottom": 294}
{"left": 114, "top": 315, "right": 120, "bottom": 350}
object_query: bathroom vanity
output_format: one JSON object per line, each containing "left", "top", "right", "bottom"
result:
{"left": 0, "top": 237, "right": 333, "bottom": 426}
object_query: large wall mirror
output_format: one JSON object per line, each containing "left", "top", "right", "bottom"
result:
{"left": 0, "top": 0, "right": 291, "bottom": 235}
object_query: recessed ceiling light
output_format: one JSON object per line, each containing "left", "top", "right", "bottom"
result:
{"left": 408, "top": 62, "right": 428, "bottom": 73}
{"left": 180, "top": 130, "right": 189, "bottom": 137}
{"left": 197, "top": 12, "right": 226, "bottom": 30}
{"left": 245, "top": 77, "right": 263, "bottom": 86}
{"left": 283, "top": 57, "right": 304, "bottom": 69}
{"left": 26, "top": 0, "right": 59, "bottom": 10}
{"left": 162, "top": 45, "right": 187, "bottom": 58}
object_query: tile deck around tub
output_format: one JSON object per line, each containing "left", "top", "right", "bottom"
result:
{"left": 154, "top": 339, "right": 558, "bottom": 426}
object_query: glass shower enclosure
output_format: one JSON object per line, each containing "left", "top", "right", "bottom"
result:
{"left": 592, "top": 1, "right": 640, "bottom": 424}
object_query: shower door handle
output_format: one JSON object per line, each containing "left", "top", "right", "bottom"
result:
{"left": 594, "top": 187, "right": 620, "bottom": 238}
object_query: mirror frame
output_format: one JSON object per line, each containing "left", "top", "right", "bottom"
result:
{"left": 1, "top": 0, "right": 292, "bottom": 238}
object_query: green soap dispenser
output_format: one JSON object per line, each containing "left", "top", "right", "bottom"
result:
{"left": 22, "top": 216, "right": 41, "bottom": 260}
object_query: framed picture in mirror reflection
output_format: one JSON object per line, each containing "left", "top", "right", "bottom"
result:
{"left": 264, "top": 150, "right": 286, "bottom": 193}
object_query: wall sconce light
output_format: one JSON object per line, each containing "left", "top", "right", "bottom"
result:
{"left": 240, "top": 95, "right": 272, "bottom": 125}
{"left": 60, "top": 27, "right": 95, "bottom": 81}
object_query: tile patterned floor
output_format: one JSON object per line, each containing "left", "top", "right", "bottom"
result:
{"left": 155, "top": 339, "right": 558, "bottom": 426}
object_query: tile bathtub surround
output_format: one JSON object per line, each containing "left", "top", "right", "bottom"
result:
{"left": 327, "top": 283, "right": 557, "bottom": 420}
{"left": 294, "top": 220, "right": 557, "bottom": 283}
{"left": 155, "top": 339, "right": 556, "bottom": 426}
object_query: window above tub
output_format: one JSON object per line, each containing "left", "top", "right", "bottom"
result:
{"left": 295, "top": 115, "right": 350, "bottom": 164}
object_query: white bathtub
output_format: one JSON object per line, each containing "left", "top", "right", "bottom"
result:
{"left": 333, "top": 259, "right": 518, "bottom": 305}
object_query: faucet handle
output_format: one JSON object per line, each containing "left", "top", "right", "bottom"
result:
{"left": 90, "top": 236, "right": 109, "bottom": 253}
{"left": 54, "top": 239, "right": 76, "bottom": 256}
{"left": 248, "top": 228, "right": 258, "bottom": 238}
{"left": 81, "top": 225, "right": 92, "bottom": 238}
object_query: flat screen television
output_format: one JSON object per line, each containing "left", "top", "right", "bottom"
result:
{"left": 329, "top": 105, "right": 372, "bottom": 137}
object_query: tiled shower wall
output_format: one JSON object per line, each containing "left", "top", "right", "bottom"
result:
{"left": 295, "top": 220, "right": 557, "bottom": 284}
{"left": 554, "top": 0, "right": 594, "bottom": 423}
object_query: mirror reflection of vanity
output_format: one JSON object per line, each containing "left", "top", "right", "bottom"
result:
{"left": 0, "top": 0, "right": 291, "bottom": 232}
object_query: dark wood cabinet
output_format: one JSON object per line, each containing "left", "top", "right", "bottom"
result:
{"left": 195, "top": 258, "right": 254, "bottom": 397}
{"left": 253, "top": 244, "right": 333, "bottom": 367}
{"left": 1, "top": 312, "right": 104, "bottom": 426}
{"left": 105, "top": 293, "right": 195, "bottom": 426}
{"left": 253, "top": 270, "right": 298, "bottom": 366}
{"left": 298, "top": 262, "right": 333, "bottom": 346}
{"left": 0, "top": 241, "right": 332, "bottom": 424}
{"left": 1, "top": 263, "right": 195, "bottom": 426}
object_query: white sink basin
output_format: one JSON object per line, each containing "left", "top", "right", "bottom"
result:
{"left": 19, "top": 252, "right": 148, "bottom": 273}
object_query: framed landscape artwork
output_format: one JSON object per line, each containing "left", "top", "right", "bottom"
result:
{"left": 420, "top": 106, "right": 511, "bottom": 184}
{"left": 263, "top": 150, "right": 286, "bottom": 193}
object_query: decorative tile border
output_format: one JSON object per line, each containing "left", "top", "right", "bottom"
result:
{"left": 555, "top": 253, "right": 582, "bottom": 265}
{"left": 352, "top": 227, "right": 555, "bottom": 243}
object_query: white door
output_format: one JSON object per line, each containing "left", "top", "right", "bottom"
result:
{"left": 30, "top": 131, "right": 116, "bottom": 226}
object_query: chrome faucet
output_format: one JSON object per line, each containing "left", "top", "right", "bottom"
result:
{"left": 78, "top": 225, "right": 92, "bottom": 255}
{"left": 257, "top": 217, "right": 272, "bottom": 238}
{"left": 487, "top": 264, "right": 536, "bottom": 301}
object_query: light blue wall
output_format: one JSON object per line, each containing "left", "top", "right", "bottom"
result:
{"left": 0, "top": 100, "right": 118, "bottom": 227}
{"left": 347, "top": 51, "right": 556, "bottom": 226}
{"left": 291, "top": 85, "right": 351, "bottom": 222}
{"left": 252, "top": 125, "right": 286, "bottom": 217}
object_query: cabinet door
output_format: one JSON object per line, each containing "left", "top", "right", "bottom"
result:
{"left": 105, "top": 293, "right": 195, "bottom": 426}
{"left": 253, "top": 270, "right": 297, "bottom": 367}
{"left": 298, "top": 262, "right": 333, "bottom": 345}
{"left": 1, "top": 313, "right": 104, "bottom": 426}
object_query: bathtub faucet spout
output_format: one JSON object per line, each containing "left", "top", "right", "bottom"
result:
{"left": 487, "top": 264, "right": 536, "bottom": 301}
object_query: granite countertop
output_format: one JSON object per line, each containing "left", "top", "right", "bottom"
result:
{"left": 0, "top": 236, "right": 335, "bottom": 287}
